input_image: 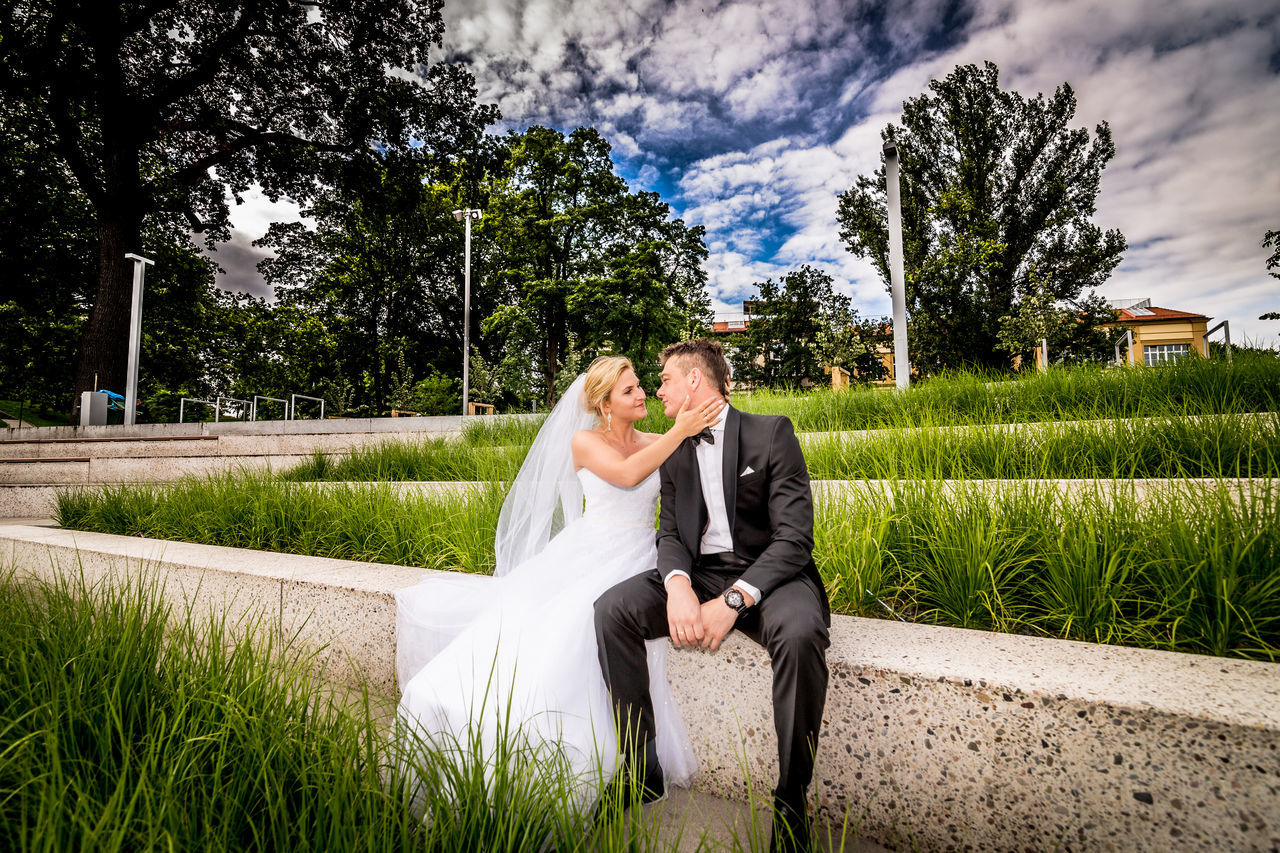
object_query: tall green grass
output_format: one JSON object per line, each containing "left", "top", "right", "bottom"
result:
{"left": 735, "top": 353, "right": 1280, "bottom": 432}
{"left": 56, "top": 474, "right": 504, "bottom": 573}
{"left": 816, "top": 482, "right": 1280, "bottom": 660}
{"left": 803, "top": 413, "right": 1280, "bottom": 480}
{"left": 0, "top": 571, "right": 709, "bottom": 852}
{"left": 56, "top": 476, "right": 1280, "bottom": 660}
{"left": 287, "top": 413, "right": 1280, "bottom": 482}
{"left": 281, "top": 438, "right": 528, "bottom": 483}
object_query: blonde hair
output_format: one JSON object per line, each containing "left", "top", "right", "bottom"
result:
{"left": 581, "top": 355, "right": 635, "bottom": 426}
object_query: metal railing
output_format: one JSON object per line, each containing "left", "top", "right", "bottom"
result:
{"left": 1203, "top": 320, "right": 1232, "bottom": 363}
{"left": 290, "top": 394, "right": 325, "bottom": 420}
{"left": 178, "top": 394, "right": 327, "bottom": 423}
{"left": 1114, "top": 329, "right": 1135, "bottom": 366}
{"left": 251, "top": 395, "right": 289, "bottom": 421}
{"left": 178, "top": 397, "right": 215, "bottom": 423}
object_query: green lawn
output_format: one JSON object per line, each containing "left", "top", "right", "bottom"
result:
{"left": 0, "top": 399, "right": 71, "bottom": 427}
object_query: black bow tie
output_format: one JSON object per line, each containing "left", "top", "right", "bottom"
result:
{"left": 689, "top": 428, "right": 715, "bottom": 446}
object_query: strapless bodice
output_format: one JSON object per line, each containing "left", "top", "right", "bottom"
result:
{"left": 576, "top": 467, "right": 659, "bottom": 528}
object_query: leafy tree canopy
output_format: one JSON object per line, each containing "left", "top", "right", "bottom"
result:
{"left": 730, "top": 266, "right": 882, "bottom": 389}
{"left": 995, "top": 270, "right": 1119, "bottom": 365}
{"left": 836, "top": 61, "right": 1126, "bottom": 373}
{"left": 0, "top": 0, "right": 496, "bottom": 407}
{"left": 1261, "top": 229, "right": 1279, "bottom": 322}
{"left": 483, "top": 126, "right": 711, "bottom": 404}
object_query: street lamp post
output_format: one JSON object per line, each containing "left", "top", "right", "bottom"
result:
{"left": 883, "top": 141, "right": 909, "bottom": 390}
{"left": 452, "top": 208, "right": 482, "bottom": 417}
{"left": 123, "top": 253, "right": 154, "bottom": 426}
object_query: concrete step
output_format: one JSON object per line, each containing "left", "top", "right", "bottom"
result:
{"left": 631, "top": 787, "right": 891, "bottom": 852}
{"left": 0, "top": 453, "right": 317, "bottom": 485}
{"left": 0, "top": 412, "right": 530, "bottom": 443}
{"left": 800, "top": 410, "right": 1279, "bottom": 445}
{"left": 0, "top": 430, "right": 458, "bottom": 460}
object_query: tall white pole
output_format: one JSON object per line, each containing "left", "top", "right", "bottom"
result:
{"left": 454, "top": 208, "right": 481, "bottom": 417}
{"left": 883, "top": 141, "right": 909, "bottom": 390}
{"left": 462, "top": 214, "right": 472, "bottom": 418}
{"left": 122, "top": 253, "right": 154, "bottom": 426}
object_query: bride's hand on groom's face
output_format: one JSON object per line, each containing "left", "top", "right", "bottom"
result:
{"left": 698, "top": 599, "right": 738, "bottom": 651}
{"left": 672, "top": 394, "right": 726, "bottom": 439}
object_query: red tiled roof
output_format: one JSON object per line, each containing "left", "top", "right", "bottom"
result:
{"left": 1117, "top": 306, "right": 1209, "bottom": 322}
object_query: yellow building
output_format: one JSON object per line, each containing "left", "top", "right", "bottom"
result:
{"left": 1032, "top": 298, "right": 1211, "bottom": 368}
{"left": 1106, "top": 299, "right": 1211, "bottom": 365}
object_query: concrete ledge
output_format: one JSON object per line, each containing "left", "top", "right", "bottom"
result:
{"left": 3, "top": 524, "right": 1277, "bottom": 851}
{"left": 0, "top": 430, "right": 468, "bottom": 460}
{"left": 2, "top": 523, "right": 426, "bottom": 694}
{"left": 0, "top": 412, "right": 540, "bottom": 442}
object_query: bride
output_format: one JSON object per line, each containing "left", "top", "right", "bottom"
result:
{"left": 395, "top": 355, "right": 724, "bottom": 806}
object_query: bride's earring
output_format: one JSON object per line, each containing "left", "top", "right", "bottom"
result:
{"left": 607, "top": 410, "right": 612, "bottom": 429}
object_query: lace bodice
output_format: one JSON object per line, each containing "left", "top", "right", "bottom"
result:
{"left": 576, "top": 467, "right": 659, "bottom": 528}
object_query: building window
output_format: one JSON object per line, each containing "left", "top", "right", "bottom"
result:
{"left": 1144, "top": 343, "right": 1189, "bottom": 366}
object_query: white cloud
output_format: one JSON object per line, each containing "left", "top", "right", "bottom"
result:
{"left": 222, "top": 0, "right": 1280, "bottom": 344}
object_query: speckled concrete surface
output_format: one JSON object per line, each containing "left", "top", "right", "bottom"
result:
{"left": 5, "top": 526, "right": 1278, "bottom": 851}
{"left": 666, "top": 621, "right": 1280, "bottom": 852}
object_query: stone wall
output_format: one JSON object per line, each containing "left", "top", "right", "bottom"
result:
{"left": 4, "top": 523, "right": 1277, "bottom": 852}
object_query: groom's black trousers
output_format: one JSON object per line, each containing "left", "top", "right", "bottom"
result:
{"left": 594, "top": 560, "right": 829, "bottom": 796}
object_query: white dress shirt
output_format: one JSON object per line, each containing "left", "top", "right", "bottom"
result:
{"left": 664, "top": 405, "right": 763, "bottom": 605}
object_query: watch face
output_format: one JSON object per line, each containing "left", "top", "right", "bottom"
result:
{"left": 725, "top": 589, "right": 744, "bottom": 609}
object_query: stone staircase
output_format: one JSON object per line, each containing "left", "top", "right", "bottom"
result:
{"left": 0, "top": 416, "right": 483, "bottom": 517}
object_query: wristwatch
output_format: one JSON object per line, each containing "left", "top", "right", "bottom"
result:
{"left": 723, "top": 587, "right": 749, "bottom": 616}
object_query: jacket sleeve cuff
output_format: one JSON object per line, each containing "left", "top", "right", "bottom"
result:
{"left": 663, "top": 569, "right": 692, "bottom": 588}
{"left": 732, "top": 579, "right": 762, "bottom": 605}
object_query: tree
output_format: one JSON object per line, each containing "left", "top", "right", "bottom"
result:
{"left": 732, "top": 266, "right": 861, "bottom": 388}
{"left": 258, "top": 147, "right": 506, "bottom": 415}
{"left": 0, "top": 94, "right": 94, "bottom": 411}
{"left": 483, "top": 127, "right": 710, "bottom": 405}
{"left": 996, "top": 270, "right": 1119, "bottom": 365}
{"left": 836, "top": 62, "right": 1126, "bottom": 372}
{"left": 1261, "top": 229, "right": 1279, "bottom": 321}
{"left": 0, "top": 1, "right": 496, "bottom": 410}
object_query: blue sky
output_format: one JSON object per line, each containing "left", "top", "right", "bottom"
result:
{"left": 222, "top": 0, "right": 1280, "bottom": 344}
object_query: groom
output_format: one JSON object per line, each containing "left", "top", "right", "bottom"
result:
{"left": 594, "top": 338, "right": 830, "bottom": 852}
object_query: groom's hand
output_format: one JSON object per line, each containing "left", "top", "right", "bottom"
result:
{"left": 699, "top": 598, "right": 740, "bottom": 651}
{"left": 666, "top": 576, "right": 704, "bottom": 648}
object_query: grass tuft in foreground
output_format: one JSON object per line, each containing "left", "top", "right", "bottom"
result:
{"left": 0, "top": 570, "right": 720, "bottom": 852}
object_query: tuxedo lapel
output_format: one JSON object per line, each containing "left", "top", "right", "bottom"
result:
{"left": 722, "top": 407, "right": 740, "bottom": 535}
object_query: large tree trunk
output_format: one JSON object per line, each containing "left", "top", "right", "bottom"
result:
{"left": 72, "top": 212, "right": 142, "bottom": 414}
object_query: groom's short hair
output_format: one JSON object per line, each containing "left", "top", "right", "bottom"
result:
{"left": 660, "top": 339, "right": 731, "bottom": 396}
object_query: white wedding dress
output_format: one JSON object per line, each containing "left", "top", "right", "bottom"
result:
{"left": 395, "top": 382, "right": 697, "bottom": 807}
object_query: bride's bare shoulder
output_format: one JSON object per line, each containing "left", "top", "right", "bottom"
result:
{"left": 572, "top": 428, "right": 605, "bottom": 447}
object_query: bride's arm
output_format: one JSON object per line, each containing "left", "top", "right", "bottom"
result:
{"left": 570, "top": 396, "right": 725, "bottom": 487}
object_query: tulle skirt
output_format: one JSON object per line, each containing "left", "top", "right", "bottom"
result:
{"left": 395, "top": 514, "right": 697, "bottom": 806}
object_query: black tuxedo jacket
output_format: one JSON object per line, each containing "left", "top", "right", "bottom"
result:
{"left": 656, "top": 406, "right": 829, "bottom": 622}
